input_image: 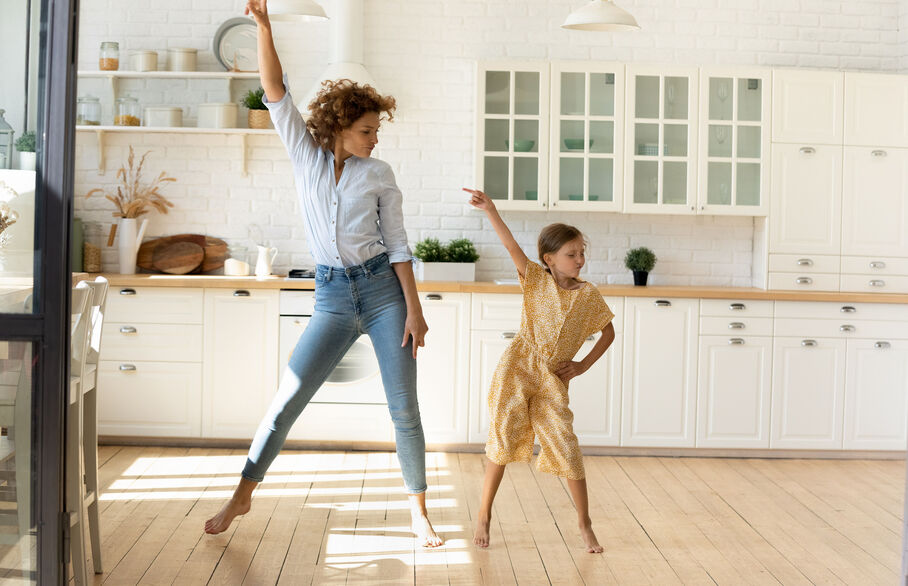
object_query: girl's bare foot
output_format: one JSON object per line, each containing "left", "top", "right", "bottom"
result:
{"left": 412, "top": 512, "right": 443, "bottom": 548}
{"left": 473, "top": 517, "right": 491, "bottom": 548}
{"left": 579, "top": 521, "right": 604, "bottom": 554}
{"left": 204, "top": 497, "right": 251, "bottom": 534}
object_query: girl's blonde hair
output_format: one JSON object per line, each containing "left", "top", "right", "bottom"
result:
{"left": 538, "top": 223, "right": 587, "bottom": 272}
{"left": 306, "top": 78, "right": 396, "bottom": 150}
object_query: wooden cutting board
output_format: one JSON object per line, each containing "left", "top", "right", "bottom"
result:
{"left": 152, "top": 241, "right": 205, "bottom": 274}
{"left": 137, "top": 234, "right": 227, "bottom": 273}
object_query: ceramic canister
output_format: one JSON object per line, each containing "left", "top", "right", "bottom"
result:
{"left": 130, "top": 50, "right": 158, "bottom": 72}
{"left": 197, "top": 103, "right": 237, "bottom": 129}
{"left": 167, "top": 47, "right": 198, "bottom": 72}
{"left": 144, "top": 106, "right": 183, "bottom": 127}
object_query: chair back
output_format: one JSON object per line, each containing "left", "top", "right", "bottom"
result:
{"left": 70, "top": 285, "right": 92, "bottom": 383}
{"left": 84, "top": 277, "right": 108, "bottom": 366}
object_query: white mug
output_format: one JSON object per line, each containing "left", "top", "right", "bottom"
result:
{"left": 254, "top": 245, "right": 278, "bottom": 277}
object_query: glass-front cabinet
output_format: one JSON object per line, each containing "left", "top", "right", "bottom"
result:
{"left": 475, "top": 62, "right": 549, "bottom": 210}
{"left": 697, "top": 68, "right": 771, "bottom": 215}
{"left": 549, "top": 62, "right": 625, "bottom": 212}
{"left": 624, "top": 65, "right": 699, "bottom": 214}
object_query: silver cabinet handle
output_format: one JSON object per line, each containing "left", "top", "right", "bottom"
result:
{"left": 799, "top": 146, "right": 815, "bottom": 155}
{"left": 586, "top": 335, "right": 596, "bottom": 341}
{"left": 728, "top": 338, "right": 745, "bottom": 345}
{"left": 839, "top": 324, "right": 855, "bottom": 332}
{"left": 869, "top": 261, "right": 886, "bottom": 269}
{"left": 425, "top": 294, "right": 442, "bottom": 301}
{"left": 292, "top": 319, "right": 306, "bottom": 327}
{"left": 728, "top": 322, "right": 746, "bottom": 329}
{"left": 875, "top": 341, "right": 891, "bottom": 349}
{"left": 840, "top": 306, "right": 856, "bottom": 313}
{"left": 501, "top": 332, "right": 516, "bottom": 339}
{"left": 801, "top": 339, "right": 817, "bottom": 347}
{"left": 729, "top": 303, "right": 746, "bottom": 311}
{"left": 119, "top": 326, "right": 137, "bottom": 334}
{"left": 119, "top": 364, "right": 137, "bottom": 371}
{"left": 233, "top": 290, "right": 251, "bottom": 297}
{"left": 119, "top": 288, "right": 137, "bottom": 296}
{"left": 871, "top": 149, "right": 887, "bottom": 157}
{"left": 654, "top": 300, "right": 672, "bottom": 307}
{"left": 869, "top": 279, "right": 885, "bottom": 287}
{"left": 796, "top": 258, "right": 813, "bottom": 266}
{"left": 795, "top": 277, "right": 813, "bottom": 285}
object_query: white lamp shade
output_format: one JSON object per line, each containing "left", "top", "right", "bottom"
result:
{"left": 268, "top": 0, "right": 328, "bottom": 22}
{"left": 562, "top": 0, "right": 640, "bottom": 31}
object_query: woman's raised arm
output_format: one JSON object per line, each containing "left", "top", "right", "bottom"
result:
{"left": 246, "top": 0, "right": 285, "bottom": 102}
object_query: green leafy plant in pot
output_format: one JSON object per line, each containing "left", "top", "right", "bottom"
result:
{"left": 242, "top": 87, "right": 271, "bottom": 130}
{"left": 14, "top": 131, "right": 36, "bottom": 171}
{"left": 625, "top": 246, "right": 656, "bottom": 286}
{"left": 413, "top": 237, "right": 479, "bottom": 281}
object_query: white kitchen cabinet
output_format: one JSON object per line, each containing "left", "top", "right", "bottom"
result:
{"left": 570, "top": 309, "right": 623, "bottom": 447}
{"left": 549, "top": 61, "right": 625, "bottom": 212}
{"left": 844, "top": 72, "right": 908, "bottom": 148}
{"left": 841, "top": 146, "right": 908, "bottom": 258}
{"left": 697, "top": 67, "right": 771, "bottom": 216}
{"left": 844, "top": 339, "right": 908, "bottom": 450}
{"left": 475, "top": 61, "right": 550, "bottom": 210}
{"left": 621, "top": 297, "right": 699, "bottom": 447}
{"left": 624, "top": 65, "right": 699, "bottom": 214}
{"left": 202, "top": 288, "right": 279, "bottom": 438}
{"left": 771, "top": 336, "right": 846, "bottom": 449}
{"left": 771, "top": 69, "right": 844, "bottom": 144}
{"left": 469, "top": 329, "right": 514, "bottom": 444}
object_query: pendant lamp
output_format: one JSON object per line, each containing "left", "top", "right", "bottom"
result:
{"left": 562, "top": 0, "right": 641, "bottom": 31}
{"left": 268, "top": 0, "right": 328, "bottom": 22}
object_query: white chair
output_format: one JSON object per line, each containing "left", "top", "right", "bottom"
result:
{"left": 67, "top": 283, "right": 92, "bottom": 586}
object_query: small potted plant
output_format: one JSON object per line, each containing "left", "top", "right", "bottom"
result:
{"left": 14, "top": 131, "right": 36, "bottom": 171}
{"left": 625, "top": 246, "right": 656, "bottom": 286}
{"left": 413, "top": 237, "right": 479, "bottom": 281}
{"left": 242, "top": 87, "right": 271, "bottom": 130}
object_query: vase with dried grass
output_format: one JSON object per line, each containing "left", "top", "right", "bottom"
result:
{"left": 85, "top": 146, "right": 176, "bottom": 273}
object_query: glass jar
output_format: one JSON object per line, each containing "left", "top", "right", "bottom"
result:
{"left": 82, "top": 222, "right": 104, "bottom": 273}
{"left": 99, "top": 41, "right": 119, "bottom": 71}
{"left": 114, "top": 97, "right": 141, "bottom": 126}
{"left": 76, "top": 96, "right": 101, "bottom": 126}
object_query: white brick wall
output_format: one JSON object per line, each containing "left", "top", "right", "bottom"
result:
{"left": 74, "top": 0, "right": 903, "bottom": 284}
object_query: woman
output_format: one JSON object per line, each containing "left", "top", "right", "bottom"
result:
{"left": 205, "top": 0, "right": 442, "bottom": 548}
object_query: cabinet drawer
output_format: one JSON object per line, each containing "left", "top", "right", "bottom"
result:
{"left": 700, "top": 299, "right": 773, "bottom": 318}
{"left": 774, "top": 318, "right": 908, "bottom": 340}
{"left": 768, "top": 272, "right": 839, "bottom": 292}
{"left": 841, "top": 256, "right": 908, "bottom": 276}
{"left": 700, "top": 316, "right": 773, "bottom": 337}
{"left": 840, "top": 274, "right": 908, "bottom": 294}
{"left": 768, "top": 254, "right": 840, "bottom": 274}
{"left": 106, "top": 287, "right": 204, "bottom": 324}
{"left": 471, "top": 294, "right": 523, "bottom": 330}
{"left": 775, "top": 301, "right": 908, "bottom": 321}
{"left": 101, "top": 322, "right": 203, "bottom": 362}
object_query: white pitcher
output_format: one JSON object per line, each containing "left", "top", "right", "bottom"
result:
{"left": 118, "top": 217, "right": 148, "bottom": 274}
{"left": 254, "top": 245, "right": 278, "bottom": 277}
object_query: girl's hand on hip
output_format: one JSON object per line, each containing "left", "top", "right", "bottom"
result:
{"left": 463, "top": 188, "right": 496, "bottom": 213}
{"left": 554, "top": 361, "right": 586, "bottom": 384}
{"left": 245, "top": 0, "right": 269, "bottom": 24}
{"left": 402, "top": 312, "right": 428, "bottom": 358}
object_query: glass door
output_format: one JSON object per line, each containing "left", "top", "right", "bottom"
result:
{"left": 550, "top": 62, "right": 624, "bottom": 212}
{"left": 698, "top": 68, "right": 770, "bottom": 215}
{"left": 624, "top": 65, "right": 699, "bottom": 214}
{"left": 475, "top": 62, "right": 549, "bottom": 210}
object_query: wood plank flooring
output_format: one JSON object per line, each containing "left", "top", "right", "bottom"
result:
{"left": 33, "top": 447, "right": 908, "bottom": 584}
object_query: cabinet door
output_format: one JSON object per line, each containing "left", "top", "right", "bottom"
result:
{"left": 202, "top": 289, "right": 279, "bottom": 438}
{"left": 476, "top": 61, "right": 549, "bottom": 210}
{"left": 841, "top": 146, "right": 908, "bottom": 257}
{"left": 769, "top": 143, "right": 842, "bottom": 255}
{"left": 550, "top": 61, "right": 624, "bottom": 212}
{"left": 624, "top": 65, "right": 699, "bottom": 214}
{"left": 697, "top": 68, "right": 770, "bottom": 216}
{"left": 469, "top": 330, "right": 514, "bottom": 444}
{"left": 417, "top": 292, "right": 470, "bottom": 444}
{"left": 621, "top": 297, "right": 699, "bottom": 447}
{"left": 570, "top": 331, "right": 622, "bottom": 446}
{"left": 844, "top": 72, "right": 908, "bottom": 148}
{"left": 697, "top": 335, "right": 772, "bottom": 448}
{"left": 844, "top": 339, "right": 908, "bottom": 450}
{"left": 772, "top": 69, "right": 844, "bottom": 144}
{"left": 771, "top": 336, "right": 846, "bottom": 449}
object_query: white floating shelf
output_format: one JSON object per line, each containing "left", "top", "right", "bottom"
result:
{"left": 78, "top": 70, "right": 260, "bottom": 80}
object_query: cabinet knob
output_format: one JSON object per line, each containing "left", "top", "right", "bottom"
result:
{"left": 500, "top": 332, "right": 516, "bottom": 339}
{"left": 654, "top": 300, "right": 672, "bottom": 307}
{"left": 119, "top": 288, "right": 137, "bottom": 296}
{"left": 233, "top": 290, "right": 251, "bottom": 297}
{"left": 839, "top": 324, "right": 855, "bottom": 333}
{"left": 795, "top": 277, "right": 813, "bottom": 285}
{"left": 119, "top": 326, "right": 137, "bottom": 334}
{"left": 119, "top": 364, "right": 137, "bottom": 371}
{"left": 801, "top": 339, "right": 817, "bottom": 347}
{"left": 799, "top": 146, "right": 816, "bottom": 155}
{"left": 425, "top": 294, "right": 442, "bottom": 301}
{"left": 728, "top": 338, "right": 745, "bottom": 345}
{"left": 869, "top": 279, "right": 885, "bottom": 287}
{"left": 840, "top": 305, "right": 856, "bottom": 313}
{"left": 874, "top": 341, "right": 891, "bottom": 349}
{"left": 729, "top": 303, "right": 746, "bottom": 311}
{"left": 871, "top": 149, "right": 887, "bottom": 158}
{"left": 728, "top": 322, "right": 746, "bottom": 329}
{"left": 869, "top": 261, "right": 886, "bottom": 269}
{"left": 796, "top": 258, "right": 813, "bottom": 266}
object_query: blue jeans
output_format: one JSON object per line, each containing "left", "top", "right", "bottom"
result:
{"left": 242, "top": 253, "right": 427, "bottom": 494}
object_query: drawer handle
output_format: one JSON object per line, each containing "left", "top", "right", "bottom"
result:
{"left": 869, "top": 279, "right": 885, "bottom": 287}
{"left": 728, "top": 322, "right": 745, "bottom": 329}
{"left": 869, "top": 261, "right": 886, "bottom": 269}
{"left": 729, "top": 303, "right": 746, "bottom": 311}
{"left": 654, "top": 300, "right": 672, "bottom": 307}
{"left": 586, "top": 335, "right": 596, "bottom": 341}
{"left": 795, "top": 277, "right": 812, "bottom": 285}
{"left": 119, "top": 364, "right": 137, "bottom": 372}
{"left": 839, "top": 324, "right": 855, "bottom": 333}
{"left": 875, "top": 341, "right": 891, "bottom": 349}
{"left": 728, "top": 338, "right": 745, "bottom": 345}
{"left": 871, "top": 149, "right": 887, "bottom": 158}
{"left": 119, "top": 326, "right": 137, "bottom": 334}
{"left": 119, "top": 288, "right": 137, "bottom": 296}
{"left": 801, "top": 339, "right": 817, "bottom": 347}
{"left": 799, "top": 146, "right": 815, "bottom": 155}
{"left": 796, "top": 258, "right": 813, "bottom": 267}
{"left": 233, "top": 290, "right": 251, "bottom": 297}
{"left": 425, "top": 294, "right": 442, "bottom": 301}
{"left": 840, "top": 305, "right": 856, "bottom": 313}
{"left": 501, "top": 332, "right": 516, "bottom": 339}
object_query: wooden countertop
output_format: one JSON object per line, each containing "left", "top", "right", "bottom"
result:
{"left": 92, "top": 273, "right": 908, "bottom": 304}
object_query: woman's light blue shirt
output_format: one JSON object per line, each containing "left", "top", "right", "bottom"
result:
{"left": 264, "top": 76, "right": 412, "bottom": 268}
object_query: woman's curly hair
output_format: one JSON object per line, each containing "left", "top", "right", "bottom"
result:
{"left": 305, "top": 79, "right": 396, "bottom": 150}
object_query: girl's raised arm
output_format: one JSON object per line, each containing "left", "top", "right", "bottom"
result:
{"left": 246, "top": 1, "right": 285, "bottom": 102}
{"left": 463, "top": 188, "right": 529, "bottom": 277}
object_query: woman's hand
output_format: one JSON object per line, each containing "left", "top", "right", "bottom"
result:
{"left": 402, "top": 311, "right": 429, "bottom": 359}
{"left": 245, "top": 0, "right": 269, "bottom": 26}
{"left": 463, "top": 188, "right": 496, "bottom": 213}
{"left": 554, "top": 360, "right": 587, "bottom": 385}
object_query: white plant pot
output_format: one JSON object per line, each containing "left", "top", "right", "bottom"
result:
{"left": 18, "top": 152, "right": 36, "bottom": 171}
{"left": 414, "top": 261, "right": 475, "bottom": 282}
{"left": 117, "top": 217, "right": 148, "bottom": 274}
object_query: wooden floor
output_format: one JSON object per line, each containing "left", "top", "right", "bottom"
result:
{"left": 43, "top": 446, "right": 908, "bottom": 584}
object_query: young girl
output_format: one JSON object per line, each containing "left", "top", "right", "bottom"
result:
{"left": 463, "top": 188, "right": 616, "bottom": 553}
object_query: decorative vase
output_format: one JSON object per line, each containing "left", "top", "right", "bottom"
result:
{"left": 247, "top": 109, "right": 271, "bottom": 130}
{"left": 632, "top": 270, "right": 649, "bottom": 286}
{"left": 117, "top": 217, "right": 148, "bottom": 274}
{"left": 19, "top": 152, "right": 36, "bottom": 171}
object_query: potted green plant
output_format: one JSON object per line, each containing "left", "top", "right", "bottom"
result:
{"left": 14, "top": 131, "right": 36, "bottom": 171}
{"left": 625, "top": 246, "right": 656, "bottom": 286}
{"left": 242, "top": 87, "right": 271, "bottom": 129}
{"left": 413, "top": 237, "right": 479, "bottom": 281}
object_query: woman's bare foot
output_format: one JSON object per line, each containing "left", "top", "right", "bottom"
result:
{"left": 579, "top": 521, "right": 604, "bottom": 554}
{"left": 473, "top": 517, "right": 491, "bottom": 548}
{"left": 411, "top": 512, "right": 443, "bottom": 548}
{"left": 204, "top": 496, "right": 251, "bottom": 535}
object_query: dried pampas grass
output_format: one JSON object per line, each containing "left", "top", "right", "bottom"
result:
{"left": 86, "top": 146, "right": 176, "bottom": 219}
